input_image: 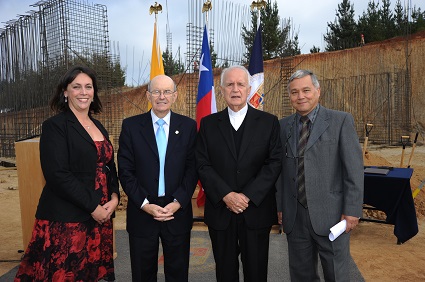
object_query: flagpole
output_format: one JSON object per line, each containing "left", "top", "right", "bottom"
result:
{"left": 196, "top": 0, "right": 215, "bottom": 208}
{"left": 202, "top": 1, "right": 212, "bottom": 35}
{"left": 250, "top": 0, "right": 266, "bottom": 29}
{"left": 256, "top": 4, "right": 260, "bottom": 29}
{"left": 149, "top": 2, "right": 164, "bottom": 79}
{"left": 149, "top": 2, "right": 165, "bottom": 110}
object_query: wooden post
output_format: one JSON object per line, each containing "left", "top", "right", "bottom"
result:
{"left": 400, "top": 136, "right": 410, "bottom": 167}
{"left": 407, "top": 132, "right": 419, "bottom": 168}
{"left": 15, "top": 138, "right": 45, "bottom": 249}
{"left": 362, "top": 123, "right": 373, "bottom": 157}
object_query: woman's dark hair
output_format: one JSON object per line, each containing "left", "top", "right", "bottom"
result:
{"left": 49, "top": 65, "right": 102, "bottom": 114}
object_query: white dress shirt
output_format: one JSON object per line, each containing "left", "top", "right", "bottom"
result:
{"left": 151, "top": 111, "right": 171, "bottom": 140}
{"left": 141, "top": 111, "right": 172, "bottom": 208}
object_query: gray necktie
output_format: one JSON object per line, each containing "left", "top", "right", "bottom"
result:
{"left": 297, "top": 116, "right": 310, "bottom": 208}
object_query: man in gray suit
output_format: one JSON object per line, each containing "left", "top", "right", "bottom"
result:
{"left": 276, "top": 70, "right": 364, "bottom": 281}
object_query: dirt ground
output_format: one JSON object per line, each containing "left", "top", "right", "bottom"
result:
{"left": 1, "top": 145, "right": 425, "bottom": 281}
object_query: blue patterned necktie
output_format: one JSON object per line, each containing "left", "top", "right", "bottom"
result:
{"left": 297, "top": 116, "right": 310, "bottom": 208}
{"left": 156, "top": 119, "right": 167, "bottom": 196}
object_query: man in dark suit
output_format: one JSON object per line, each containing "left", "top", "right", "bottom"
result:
{"left": 276, "top": 70, "right": 364, "bottom": 281}
{"left": 196, "top": 65, "right": 282, "bottom": 282}
{"left": 118, "top": 75, "right": 198, "bottom": 282}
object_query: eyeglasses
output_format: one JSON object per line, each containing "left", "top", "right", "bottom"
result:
{"left": 149, "top": 90, "right": 175, "bottom": 97}
{"left": 285, "top": 135, "right": 302, "bottom": 159}
{"left": 285, "top": 116, "right": 301, "bottom": 159}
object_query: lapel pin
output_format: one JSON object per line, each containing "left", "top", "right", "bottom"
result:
{"left": 175, "top": 130, "right": 179, "bottom": 135}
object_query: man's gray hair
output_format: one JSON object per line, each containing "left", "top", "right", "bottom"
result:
{"left": 220, "top": 65, "right": 252, "bottom": 87}
{"left": 287, "top": 70, "right": 320, "bottom": 94}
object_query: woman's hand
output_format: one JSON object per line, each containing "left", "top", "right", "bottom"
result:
{"left": 102, "top": 193, "right": 119, "bottom": 219}
{"left": 91, "top": 205, "right": 110, "bottom": 224}
{"left": 92, "top": 193, "right": 119, "bottom": 224}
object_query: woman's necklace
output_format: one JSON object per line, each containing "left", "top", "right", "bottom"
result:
{"left": 79, "top": 119, "right": 92, "bottom": 130}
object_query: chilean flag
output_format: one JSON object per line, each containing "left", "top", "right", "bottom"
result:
{"left": 196, "top": 25, "right": 217, "bottom": 207}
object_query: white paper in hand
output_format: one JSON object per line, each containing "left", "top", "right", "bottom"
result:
{"left": 329, "top": 219, "right": 347, "bottom": 241}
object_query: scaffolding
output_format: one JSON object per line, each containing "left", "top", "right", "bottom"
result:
{"left": 0, "top": 0, "right": 122, "bottom": 157}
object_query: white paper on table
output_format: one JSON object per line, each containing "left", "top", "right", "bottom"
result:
{"left": 329, "top": 219, "right": 347, "bottom": 241}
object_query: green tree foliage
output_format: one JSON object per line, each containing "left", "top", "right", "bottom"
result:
{"left": 411, "top": 7, "right": 425, "bottom": 33}
{"left": 357, "top": 1, "right": 385, "bottom": 43}
{"left": 310, "top": 46, "right": 321, "bottom": 53}
{"left": 394, "top": 0, "right": 409, "bottom": 35}
{"left": 280, "top": 19, "right": 301, "bottom": 57}
{"left": 262, "top": 0, "right": 283, "bottom": 59}
{"left": 241, "top": 12, "right": 259, "bottom": 62}
{"left": 220, "top": 59, "right": 230, "bottom": 69}
{"left": 241, "top": 0, "right": 300, "bottom": 61}
{"left": 325, "top": 0, "right": 425, "bottom": 51}
{"left": 111, "top": 60, "right": 126, "bottom": 88}
{"left": 210, "top": 44, "right": 218, "bottom": 69}
{"left": 357, "top": 0, "right": 396, "bottom": 43}
{"left": 380, "top": 0, "right": 397, "bottom": 38}
{"left": 324, "top": 0, "right": 358, "bottom": 51}
{"left": 162, "top": 48, "right": 184, "bottom": 76}
{"left": 0, "top": 53, "right": 126, "bottom": 111}
{"left": 90, "top": 53, "right": 126, "bottom": 89}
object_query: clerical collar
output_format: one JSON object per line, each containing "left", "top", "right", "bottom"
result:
{"left": 228, "top": 104, "right": 248, "bottom": 131}
{"left": 228, "top": 103, "right": 248, "bottom": 117}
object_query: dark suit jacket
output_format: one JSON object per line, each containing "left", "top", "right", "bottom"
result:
{"left": 118, "top": 110, "right": 198, "bottom": 237}
{"left": 277, "top": 106, "right": 364, "bottom": 236}
{"left": 196, "top": 106, "right": 282, "bottom": 230}
{"left": 36, "top": 110, "right": 120, "bottom": 222}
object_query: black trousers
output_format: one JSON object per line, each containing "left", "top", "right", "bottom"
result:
{"left": 129, "top": 197, "right": 191, "bottom": 282}
{"left": 208, "top": 213, "right": 272, "bottom": 282}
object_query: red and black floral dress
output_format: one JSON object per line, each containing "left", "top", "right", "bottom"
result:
{"left": 15, "top": 140, "right": 115, "bottom": 282}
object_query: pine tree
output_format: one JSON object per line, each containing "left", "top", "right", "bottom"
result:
{"left": 394, "top": 0, "right": 408, "bottom": 35}
{"left": 411, "top": 6, "right": 425, "bottom": 33}
{"left": 380, "top": 0, "right": 396, "bottom": 38}
{"left": 310, "top": 46, "right": 321, "bottom": 53}
{"left": 162, "top": 48, "right": 184, "bottom": 76}
{"left": 357, "top": 1, "right": 385, "bottom": 43}
{"left": 279, "top": 19, "right": 301, "bottom": 57}
{"left": 241, "top": 0, "right": 299, "bottom": 61}
{"left": 324, "top": 0, "right": 358, "bottom": 51}
{"left": 357, "top": 0, "right": 397, "bottom": 44}
{"left": 262, "top": 0, "right": 284, "bottom": 59}
{"left": 210, "top": 43, "right": 218, "bottom": 69}
{"left": 241, "top": 11, "right": 258, "bottom": 62}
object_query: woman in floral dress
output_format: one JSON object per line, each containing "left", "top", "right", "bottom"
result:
{"left": 15, "top": 65, "right": 120, "bottom": 281}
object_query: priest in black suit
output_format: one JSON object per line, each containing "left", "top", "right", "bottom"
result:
{"left": 196, "top": 65, "right": 282, "bottom": 282}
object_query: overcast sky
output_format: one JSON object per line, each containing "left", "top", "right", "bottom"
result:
{"left": 0, "top": 0, "right": 422, "bottom": 86}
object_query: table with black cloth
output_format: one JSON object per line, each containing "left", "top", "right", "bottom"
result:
{"left": 363, "top": 167, "right": 418, "bottom": 244}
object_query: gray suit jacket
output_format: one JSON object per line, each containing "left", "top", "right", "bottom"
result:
{"left": 276, "top": 106, "right": 364, "bottom": 236}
